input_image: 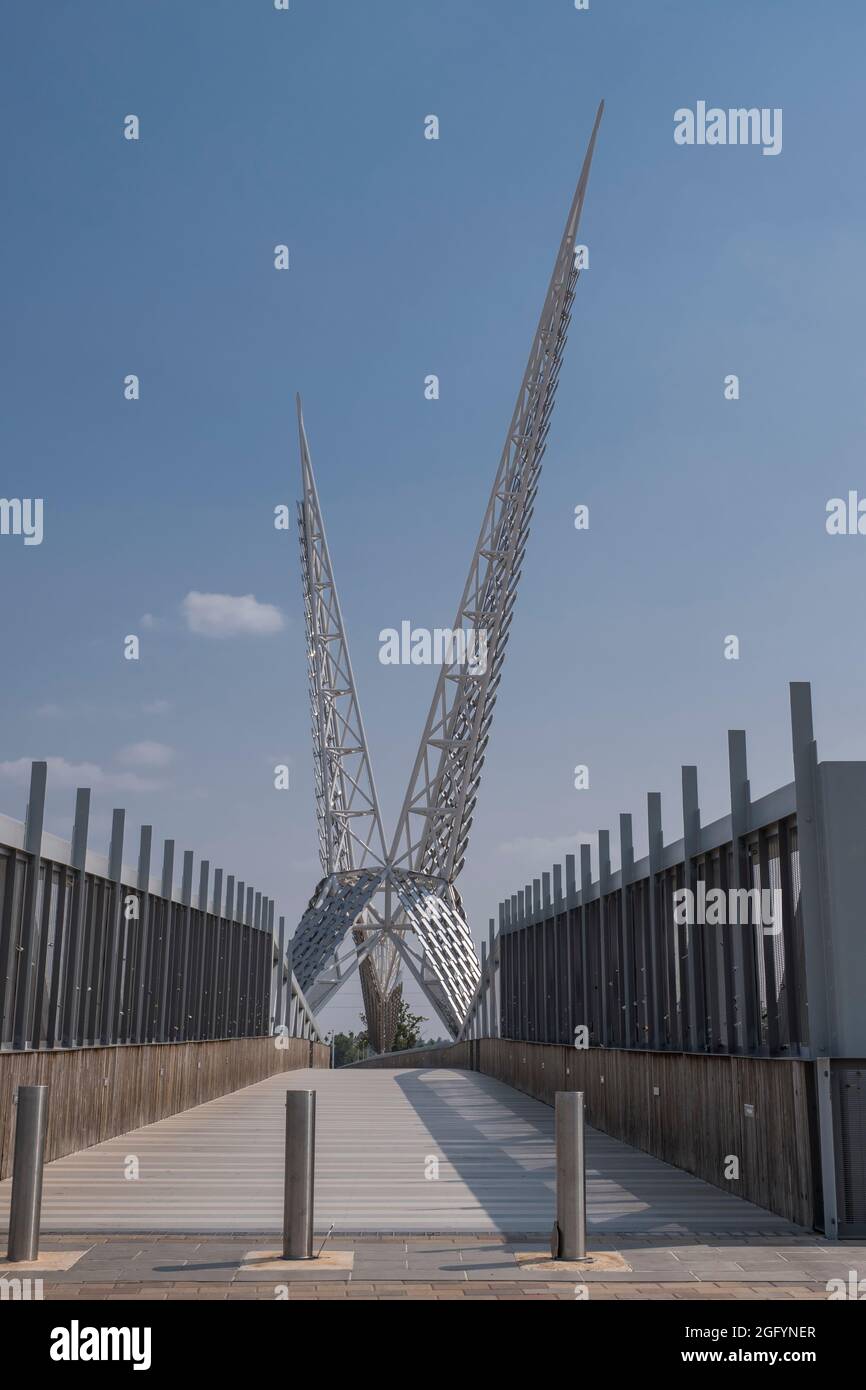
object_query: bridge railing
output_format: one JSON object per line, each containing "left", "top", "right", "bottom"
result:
{"left": 0, "top": 761, "right": 321, "bottom": 1051}
{"left": 461, "top": 682, "right": 866, "bottom": 1063}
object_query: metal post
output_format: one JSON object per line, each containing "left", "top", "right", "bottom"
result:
{"left": 283, "top": 1090, "right": 316, "bottom": 1259}
{"left": 12, "top": 762, "right": 47, "bottom": 1050}
{"left": 196, "top": 860, "right": 210, "bottom": 1040}
{"left": 790, "top": 682, "right": 831, "bottom": 1056}
{"left": 133, "top": 826, "right": 153, "bottom": 1044}
{"left": 542, "top": 871, "right": 552, "bottom": 1041}
{"left": 480, "top": 941, "right": 489, "bottom": 1037}
{"left": 232, "top": 880, "right": 245, "bottom": 1034}
{"left": 815, "top": 1058, "right": 839, "bottom": 1239}
{"left": 211, "top": 869, "right": 224, "bottom": 1039}
{"left": 516, "top": 890, "right": 527, "bottom": 1036}
{"left": 681, "top": 765, "right": 703, "bottom": 1052}
{"left": 222, "top": 873, "right": 234, "bottom": 1038}
{"left": 619, "top": 813, "right": 635, "bottom": 1049}
{"left": 252, "top": 892, "right": 263, "bottom": 1034}
{"left": 489, "top": 917, "right": 499, "bottom": 1038}
{"left": 158, "top": 840, "right": 175, "bottom": 1042}
{"left": 501, "top": 901, "right": 512, "bottom": 1037}
{"left": 288, "top": 947, "right": 298, "bottom": 1038}
{"left": 530, "top": 880, "right": 540, "bottom": 1038}
{"left": 562, "top": 854, "right": 576, "bottom": 1043}
{"left": 244, "top": 886, "right": 255, "bottom": 1034}
{"left": 646, "top": 792, "right": 665, "bottom": 1049}
{"left": 7, "top": 1085, "right": 50, "bottom": 1262}
{"left": 265, "top": 899, "right": 276, "bottom": 1036}
{"left": 597, "top": 830, "right": 611, "bottom": 1047}
{"left": 554, "top": 1090, "right": 586, "bottom": 1261}
{"left": 728, "top": 730, "right": 758, "bottom": 1052}
{"left": 178, "top": 850, "right": 194, "bottom": 1042}
{"left": 579, "top": 844, "right": 592, "bottom": 1041}
{"left": 552, "top": 867, "right": 564, "bottom": 1043}
{"left": 275, "top": 914, "right": 286, "bottom": 1032}
{"left": 100, "top": 808, "right": 126, "bottom": 1045}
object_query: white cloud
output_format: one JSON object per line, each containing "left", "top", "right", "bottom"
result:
{"left": 140, "top": 613, "right": 157, "bottom": 629}
{"left": 495, "top": 831, "right": 599, "bottom": 869}
{"left": 32, "top": 700, "right": 100, "bottom": 719}
{"left": 0, "top": 757, "right": 103, "bottom": 790}
{"left": 0, "top": 756, "right": 162, "bottom": 794}
{"left": 181, "top": 591, "right": 285, "bottom": 638}
{"left": 116, "top": 741, "right": 174, "bottom": 768}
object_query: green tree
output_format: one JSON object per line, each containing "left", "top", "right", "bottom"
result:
{"left": 392, "top": 998, "right": 427, "bottom": 1051}
{"left": 354, "top": 999, "right": 427, "bottom": 1054}
{"left": 332, "top": 1030, "right": 368, "bottom": 1066}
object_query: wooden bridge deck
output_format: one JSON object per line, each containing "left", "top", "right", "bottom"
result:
{"left": 0, "top": 1068, "right": 798, "bottom": 1234}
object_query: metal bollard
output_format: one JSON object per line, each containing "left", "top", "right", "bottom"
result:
{"left": 7, "top": 1084, "right": 50, "bottom": 1263}
{"left": 283, "top": 1089, "right": 315, "bottom": 1259}
{"left": 553, "top": 1090, "right": 586, "bottom": 1261}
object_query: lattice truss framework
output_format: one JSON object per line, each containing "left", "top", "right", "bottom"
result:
{"left": 290, "top": 105, "right": 603, "bottom": 1052}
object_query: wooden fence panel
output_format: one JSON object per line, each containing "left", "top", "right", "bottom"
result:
{"left": 355, "top": 1038, "right": 817, "bottom": 1228}
{"left": 0, "top": 1036, "right": 327, "bottom": 1178}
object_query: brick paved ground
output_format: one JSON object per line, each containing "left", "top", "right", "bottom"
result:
{"left": 38, "top": 1280, "right": 832, "bottom": 1300}
{"left": 3, "top": 1233, "right": 862, "bottom": 1301}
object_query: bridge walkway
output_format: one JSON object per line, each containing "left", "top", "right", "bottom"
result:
{"left": 0, "top": 1067, "right": 798, "bottom": 1234}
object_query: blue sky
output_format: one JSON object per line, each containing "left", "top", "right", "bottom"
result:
{"left": 2, "top": 0, "right": 865, "bottom": 1035}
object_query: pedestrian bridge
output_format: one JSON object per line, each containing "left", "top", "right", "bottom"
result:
{"left": 0, "top": 1068, "right": 795, "bottom": 1236}
{"left": 3, "top": 729, "right": 859, "bottom": 1243}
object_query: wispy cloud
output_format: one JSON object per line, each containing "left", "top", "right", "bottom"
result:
{"left": 141, "top": 699, "right": 171, "bottom": 715}
{"left": 0, "top": 756, "right": 163, "bottom": 793}
{"left": 495, "top": 831, "right": 599, "bottom": 869}
{"left": 116, "top": 741, "right": 174, "bottom": 769}
{"left": 33, "top": 700, "right": 100, "bottom": 720}
{"left": 33, "top": 698, "right": 173, "bottom": 721}
{"left": 181, "top": 591, "right": 285, "bottom": 638}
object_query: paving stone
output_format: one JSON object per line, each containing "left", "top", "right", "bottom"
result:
{"left": 8, "top": 1229, "right": 842, "bottom": 1300}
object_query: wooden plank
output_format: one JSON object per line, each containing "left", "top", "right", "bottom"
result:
{"left": 360, "top": 1039, "right": 817, "bottom": 1228}
{"left": 0, "top": 1064, "right": 799, "bottom": 1235}
{"left": 0, "top": 1037, "right": 327, "bottom": 1179}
